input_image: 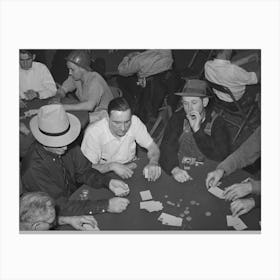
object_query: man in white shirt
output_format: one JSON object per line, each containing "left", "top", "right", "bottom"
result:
{"left": 19, "top": 50, "right": 57, "bottom": 100}
{"left": 204, "top": 50, "right": 259, "bottom": 103}
{"left": 81, "top": 97, "right": 161, "bottom": 181}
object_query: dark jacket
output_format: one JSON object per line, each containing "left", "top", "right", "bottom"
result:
{"left": 21, "top": 142, "right": 111, "bottom": 216}
{"left": 160, "top": 108, "right": 230, "bottom": 174}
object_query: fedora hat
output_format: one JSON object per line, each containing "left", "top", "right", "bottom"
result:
{"left": 30, "top": 104, "right": 81, "bottom": 147}
{"left": 175, "top": 79, "right": 208, "bottom": 97}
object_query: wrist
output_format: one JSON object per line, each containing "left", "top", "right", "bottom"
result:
{"left": 58, "top": 216, "right": 70, "bottom": 225}
{"left": 171, "top": 166, "right": 180, "bottom": 175}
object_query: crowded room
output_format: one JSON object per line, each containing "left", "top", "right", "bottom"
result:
{"left": 19, "top": 49, "right": 261, "bottom": 231}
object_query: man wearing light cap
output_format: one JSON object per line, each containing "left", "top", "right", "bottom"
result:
{"left": 160, "top": 79, "right": 230, "bottom": 183}
{"left": 56, "top": 50, "right": 113, "bottom": 122}
{"left": 21, "top": 104, "right": 130, "bottom": 218}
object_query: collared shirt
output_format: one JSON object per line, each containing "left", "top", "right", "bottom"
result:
{"left": 204, "top": 59, "right": 258, "bottom": 102}
{"left": 19, "top": 62, "right": 57, "bottom": 99}
{"left": 21, "top": 143, "right": 110, "bottom": 216}
{"left": 61, "top": 71, "right": 113, "bottom": 112}
{"left": 81, "top": 115, "right": 154, "bottom": 164}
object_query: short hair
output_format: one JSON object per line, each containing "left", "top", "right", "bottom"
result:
{"left": 213, "top": 49, "right": 232, "bottom": 60}
{"left": 19, "top": 49, "right": 34, "bottom": 57}
{"left": 108, "top": 97, "right": 131, "bottom": 116}
{"left": 20, "top": 192, "right": 55, "bottom": 224}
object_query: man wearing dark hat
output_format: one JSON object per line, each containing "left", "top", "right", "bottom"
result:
{"left": 56, "top": 50, "right": 113, "bottom": 122}
{"left": 159, "top": 79, "right": 230, "bottom": 183}
{"left": 21, "top": 104, "right": 130, "bottom": 218}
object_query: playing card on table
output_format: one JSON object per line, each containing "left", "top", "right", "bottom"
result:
{"left": 226, "top": 215, "right": 247, "bottom": 230}
{"left": 158, "top": 213, "right": 182, "bottom": 227}
{"left": 140, "top": 200, "right": 163, "bottom": 212}
{"left": 140, "top": 190, "right": 152, "bottom": 201}
{"left": 208, "top": 186, "right": 225, "bottom": 199}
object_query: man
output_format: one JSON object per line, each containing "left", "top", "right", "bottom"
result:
{"left": 160, "top": 79, "right": 230, "bottom": 183}
{"left": 81, "top": 97, "right": 161, "bottom": 181}
{"left": 21, "top": 104, "right": 130, "bottom": 217}
{"left": 20, "top": 192, "right": 99, "bottom": 231}
{"left": 204, "top": 49, "right": 259, "bottom": 105}
{"left": 206, "top": 126, "right": 261, "bottom": 217}
{"left": 19, "top": 50, "right": 57, "bottom": 100}
{"left": 56, "top": 50, "right": 113, "bottom": 122}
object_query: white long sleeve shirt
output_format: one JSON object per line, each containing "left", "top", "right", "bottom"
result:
{"left": 205, "top": 59, "right": 258, "bottom": 102}
{"left": 19, "top": 62, "right": 57, "bottom": 99}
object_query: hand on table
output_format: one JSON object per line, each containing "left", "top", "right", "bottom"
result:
{"left": 224, "top": 182, "right": 253, "bottom": 201}
{"left": 111, "top": 162, "right": 134, "bottom": 179}
{"left": 24, "top": 90, "right": 39, "bottom": 100}
{"left": 205, "top": 169, "right": 225, "bottom": 189}
{"left": 171, "top": 167, "right": 191, "bottom": 183}
{"left": 230, "top": 198, "right": 255, "bottom": 217}
{"left": 109, "top": 179, "right": 130, "bottom": 197}
{"left": 143, "top": 163, "right": 161, "bottom": 182}
{"left": 108, "top": 197, "right": 130, "bottom": 213}
{"left": 66, "top": 215, "right": 99, "bottom": 231}
{"left": 187, "top": 111, "right": 202, "bottom": 132}
{"left": 125, "top": 162, "right": 137, "bottom": 170}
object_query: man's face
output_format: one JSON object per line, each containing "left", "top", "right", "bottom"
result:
{"left": 109, "top": 109, "right": 132, "bottom": 137}
{"left": 44, "top": 146, "right": 68, "bottom": 156}
{"left": 20, "top": 53, "right": 34, "bottom": 70}
{"left": 67, "top": 61, "right": 83, "bottom": 80}
{"left": 182, "top": 96, "right": 205, "bottom": 116}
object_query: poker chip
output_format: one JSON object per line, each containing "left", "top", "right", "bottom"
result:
{"left": 205, "top": 211, "right": 212, "bottom": 217}
{"left": 190, "top": 200, "right": 196, "bottom": 205}
{"left": 186, "top": 216, "right": 192, "bottom": 222}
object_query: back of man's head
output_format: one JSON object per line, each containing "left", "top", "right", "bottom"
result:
{"left": 214, "top": 49, "right": 233, "bottom": 60}
{"left": 108, "top": 97, "right": 131, "bottom": 116}
{"left": 20, "top": 192, "right": 55, "bottom": 231}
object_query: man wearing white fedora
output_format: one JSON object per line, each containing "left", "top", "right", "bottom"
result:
{"left": 21, "top": 104, "right": 130, "bottom": 217}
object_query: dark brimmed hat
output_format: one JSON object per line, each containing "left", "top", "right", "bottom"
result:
{"left": 175, "top": 79, "right": 208, "bottom": 97}
{"left": 65, "top": 50, "right": 92, "bottom": 71}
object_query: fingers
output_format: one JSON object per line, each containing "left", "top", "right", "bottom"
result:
{"left": 144, "top": 166, "right": 161, "bottom": 182}
{"left": 206, "top": 173, "right": 218, "bottom": 189}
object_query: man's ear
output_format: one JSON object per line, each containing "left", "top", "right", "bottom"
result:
{"left": 202, "top": 97, "right": 209, "bottom": 107}
{"left": 32, "top": 54, "right": 36, "bottom": 61}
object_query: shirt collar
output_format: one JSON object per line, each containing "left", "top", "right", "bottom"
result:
{"left": 213, "top": 58, "right": 231, "bottom": 64}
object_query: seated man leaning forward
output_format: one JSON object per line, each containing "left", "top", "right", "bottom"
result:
{"left": 160, "top": 79, "right": 230, "bottom": 183}
{"left": 206, "top": 126, "right": 261, "bottom": 217}
{"left": 19, "top": 49, "right": 57, "bottom": 101}
{"left": 56, "top": 50, "right": 114, "bottom": 122}
{"left": 20, "top": 192, "right": 99, "bottom": 231}
{"left": 21, "top": 104, "right": 130, "bottom": 218}
{"left": 81, "top": 97, "right": 161, "bottom": 181}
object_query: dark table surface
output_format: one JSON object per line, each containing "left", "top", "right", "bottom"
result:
{"left": 70, "top": 151, "right": 261, "bottom": 231}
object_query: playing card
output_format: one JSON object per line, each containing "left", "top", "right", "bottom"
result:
{"left": 232, "top": 218, "right": 248, "bottom": 230}
{"left": 140, "top": 190, "right": 152, "bottom": 201}
{"left": 208, "top": 186, "right": 225, "bottom": 199}
{"left": 140, "top": 200, "right": 163, "bottom": 212}
{"left": 226, "top": 215, "right": 248, "bottom": 230}
{"left": 226, "top": 215, "right": 235, "bottom": 227}
{"left": 158, "top": 213, "right": 182, "bottom": 227}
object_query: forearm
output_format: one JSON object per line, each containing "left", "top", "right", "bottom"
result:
{"left": 147, "top": 143, "right": 160, "bottom": 164}
{"left": 92, "top": 162, "right": 115, "bottom": 174}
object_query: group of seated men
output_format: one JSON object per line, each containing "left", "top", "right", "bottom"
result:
{"left": 19, "top": 49, "right": 260, "bottom": 231}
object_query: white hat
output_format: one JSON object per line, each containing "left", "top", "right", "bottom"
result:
{"left": 30, "top": 104, "right": 81, "bottom": 147}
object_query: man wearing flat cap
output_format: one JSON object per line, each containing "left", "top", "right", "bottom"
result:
{"left": 160, "top": 79, "right": 230, "bottom": 183}
{"left": 21, "top": 104, "right": 130, "bottom": 218}
{"left": 56, "top": 50, "right": 113, "bottom": 122}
